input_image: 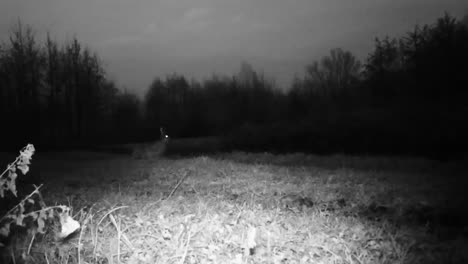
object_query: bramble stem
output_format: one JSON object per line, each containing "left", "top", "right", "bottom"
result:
{"left": 0, "top": 184, "right": 43, "bottom": 223}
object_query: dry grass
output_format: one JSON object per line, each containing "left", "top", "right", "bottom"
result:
{"left": 1, "top": 150, "right": 467, "bottom": 264}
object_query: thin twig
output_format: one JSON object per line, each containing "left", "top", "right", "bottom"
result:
{"left": 0, "top": 157, "right": 20, "bottom": 179}
{"left": 178, "top": 229, "right": 191, "bottom": 264}
{"left": 93, "top": 206, "right": 128, "bottom": 263}
{"left": 108, "top": 214, "right": 135, "bottom": 260}
{"left": 33, "top": 184, "right": 47, "bottom": 208}
{"left": 27, "top": 231, "right": 36, "bottom": 256}
{"left": 44, "top": 252, "right": 49, "bottom": 264}
{"left": 0, "top": 144, "right": 33, "bottom": 179}
{"left": 11, "top": 247, "right": 16, "bottom": 264}
{"left": 78, "top": 211, "right": 92, "bottom": 264}
{"left": 167, "top": 170, "right": 190, "bottom": 199}
{"left": 117, "top": 216, "right": 121, "bottom": 264}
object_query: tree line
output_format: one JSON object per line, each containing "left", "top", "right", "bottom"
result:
{"left": 284, "top": 13, "right": 468, "bottom": 158}
{"left": 0, "top": 21, "right": 141, "bottom": 149}
{"left": 1, "top": 13, "right": 467, "bottom": 158}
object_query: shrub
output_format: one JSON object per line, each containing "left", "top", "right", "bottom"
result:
{"left": 0, "top": 144, "right": 80, "bottom": 256}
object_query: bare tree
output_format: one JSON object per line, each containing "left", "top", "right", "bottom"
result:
{"left": 305, "top": 48, "right": 361, "bottom": 96}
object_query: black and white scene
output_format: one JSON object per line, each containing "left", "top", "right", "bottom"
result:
{"left": 1, "top": 0, "right": 467, "bottom": 263}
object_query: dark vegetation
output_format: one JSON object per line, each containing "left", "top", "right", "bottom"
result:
{"left": 1, "top": 13, "right": 467, "bottom": 159}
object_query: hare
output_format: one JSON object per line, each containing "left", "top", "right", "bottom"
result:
{"left": 133, "top": 127, "right": 170, "bottom": 159}
{"left": 160, "top": 127, "right": 169, "bottom": 142}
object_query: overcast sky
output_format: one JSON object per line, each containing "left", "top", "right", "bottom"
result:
{"left": 0, "top": 0, "right": 466, "bottom": 94}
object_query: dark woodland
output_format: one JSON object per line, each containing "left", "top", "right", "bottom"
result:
{"left": 1, "top": 13, "right": 467, "bottom": 159}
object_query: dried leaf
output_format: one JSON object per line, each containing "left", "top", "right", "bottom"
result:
{"left": 17, "top": 164, "right": 29, "bottom": 175}
{"left": 0, "top": 179, "right": 5, "bottom": 198}
{"left": 47, "top": 209, "right": 54, "bottom": 219}
{"left": 19, "top": 202, "right": 25, "bottom": 215}
{"left": 37, "top": 217, "right": 46, "bottom": 234}
{"left": 8, "top": 171, "right": 17, "bottom": 181}
{"left": 30, "top": 212, "right": 39, "bottom": 220}
{"left": 40, "top": 210, "right": 47, "bottom": 219}
{"left": 20, "top": 145, "right": 35, "bottom": 160}
{"left": 18, "top": 156, "right": 30, "bottom": 166}
{"left": 6, "top": 179, "right": 17, "bottom": 197}
{"left": 0, "top": 223, "right": 11, "bottom": 237}
{"left": 16, "top": 214, "right": 25, "bottom": 226}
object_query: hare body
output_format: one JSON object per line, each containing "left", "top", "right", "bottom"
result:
{"left": 133, "top": 128, "right": 169, "bottom": 159}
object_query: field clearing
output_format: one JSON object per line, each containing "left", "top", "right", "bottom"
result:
{"left": 1, "top": 150, "right": 467, "bottom": 264}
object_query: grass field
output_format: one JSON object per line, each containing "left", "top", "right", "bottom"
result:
{"left": 1, "top": 146, "right": 467, "bottom": 264}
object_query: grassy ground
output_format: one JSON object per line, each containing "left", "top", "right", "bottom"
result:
{"left": 1, "top": 149, "right": 467, "bottom": 264}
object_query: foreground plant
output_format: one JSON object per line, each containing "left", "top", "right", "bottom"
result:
{"left": 0, "top": 144, "right": 80, "bottom": 251}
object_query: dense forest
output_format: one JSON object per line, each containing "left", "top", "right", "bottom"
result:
{"left": 1, "top": 13, "right": 467, "bottom": 159}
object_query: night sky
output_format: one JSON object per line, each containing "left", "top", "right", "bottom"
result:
{"left": 1, "top": 0, "right": 466, "bottom": 94}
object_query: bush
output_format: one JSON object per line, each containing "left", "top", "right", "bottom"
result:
{"left": 0, "top": 144, "right": 80, "bottom": 260}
